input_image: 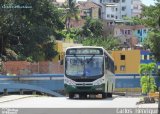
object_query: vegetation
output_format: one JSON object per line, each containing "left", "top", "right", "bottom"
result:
{"left": 62, "top": 0, "right": 79, "bottom": 31}
{"left": 133, "top": 0, "right": 160, "bottom": 61}
{"left": 0, "top": 0, "right": 64, "bottom": 61}
{"left": 0, "top": 0, "right": 120, "bottom": 62}
{"left": 82, "top": 36, "right": 120, "bottom": 51}
{"left": 81, "top": 18, "right": 103, "bottom": 37}
{"left": 139, "top": 63, "right": 157, "bottom": 94}
{"left": 76, "top": 18, "right": 120, "bottom": 51}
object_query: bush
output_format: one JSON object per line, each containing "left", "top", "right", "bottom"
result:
{"left": 140, "top": 76, "right": 157, "bottom": 94}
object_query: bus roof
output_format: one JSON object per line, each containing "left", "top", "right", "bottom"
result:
{"left": 65, "top": 46, "right": 114, "bottom": 61}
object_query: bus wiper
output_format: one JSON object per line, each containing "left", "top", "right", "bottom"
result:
{"left": 73, "top": 54, "right": 84, "bottom": 64}
{"left": 86, "top": 54, "right": 95, "bottom": 63}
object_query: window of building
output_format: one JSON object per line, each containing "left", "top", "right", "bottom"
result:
{"left": 122, "top": 15, "right": 126, "bottom": 18}
{"left": 147, "top": 55, "right": 150, "bottom": 60}
{"left": 122, "top": 0, "right": 125, "bottom": 2}
{"left": 111, "top": 7, "right": 114, "bottom": 12}
{"left": 120, "top": 65, "right": 125, "bottom": 71}
{"left": 125, "top": 30, "right": 127, "bottom": 34}
{"left": 120, "top": 55, "right": 125, "bottom": 60}
{"left": 144, "top": 29, "right": 146, "bottom": 33}
{"left": 111, "top": 14, "right": 114, "bottom": 18}
{"left": 122, "top": 6, "right": 126, "bottom": 11}
{"left": 133, "top": 5, "right": 138, "bottom": 10}
{"left": 115, "top": 8, "right": 118, "bottom": 11}
{"left": 100, "top": 0, "right": 102, "bottom": 3}
{"left": 141, "top": 55, "right": 144, "bottom": 60}
{"left": 137, "top": 30, "right": 140, "bottom": 34}
{"left": 120, "top": 29, "right": 124, "bottom": 34}
{"left": 115, "top": 65, "right": 117, "bottom": 71}
{"left": 107, "top": 14, "right": 110, "bottom": 18}
{"left": 116, "top": 16, "right": 118, "bottom": 19}
{"left": 126, "top": 39, "right": 129, "bottom": 43}
{"left": 113, "top": 0, "right": 119, "bottom": 3}
{"left": 144, "top": 55, "right": 147, "bottom": 60}
{"left": 128, "top": 30, "right": 131, "bottom": 35}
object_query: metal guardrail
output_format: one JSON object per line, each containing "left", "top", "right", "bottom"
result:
{"left": 0, "top": 74, "right": 64, "bottom": 97}
{"left": 0, "top": 74, "right": 64, "bottom": 80}
{"left": 0, "top": 83, "right": 64, "bottom": 97}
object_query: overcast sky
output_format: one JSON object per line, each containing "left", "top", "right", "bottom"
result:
{"left": 77, "top": 0, "right": 156, "bottom": 6}
{"left": 141, "top": 0, "right": 155, "bottom": 6}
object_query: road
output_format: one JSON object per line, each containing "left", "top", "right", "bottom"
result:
{"left": 0, "top": 95, "right": 157, "bottom": 108}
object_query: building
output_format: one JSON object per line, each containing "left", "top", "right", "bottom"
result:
{"left": 78, "top": 1, "right": 101, "bottom": 19}
{"left": 132, "top": 0, "right": 142, "bottom": 17}
{"left": 112, "top": 50, "right": 140, "bottom": 74}
{"left": 113, "top": 25, "right": 148, "bottom": 48}
{"left": 112, "top": 49, "right": 160, "bottom": 91}
{"left": 91, "top": 0, "right": 142, "bottom": 23}
{"left": 112, "top": 49, "right": 160, "bottom": 74}
{"left": 133, "top": 25, "right": 148, "bottom": 43}
{"left": 66, "top": 1, "right": 101, "bottom": 28}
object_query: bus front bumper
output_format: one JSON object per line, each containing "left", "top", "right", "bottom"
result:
{"left": 64, "top": 84, "right": 105, "bottom": 93}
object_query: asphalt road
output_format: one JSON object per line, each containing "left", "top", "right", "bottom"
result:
{"left": 0, "top": 95, "right": 158, "bottom": 114}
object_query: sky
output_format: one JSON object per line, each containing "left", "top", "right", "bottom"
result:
{"left": 141, "top": 0, "right": 155, "bottom": 6}
{"left": 77, "top": 0, "right": 156, "bottom": 6}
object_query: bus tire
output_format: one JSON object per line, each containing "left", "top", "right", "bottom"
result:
{"left": 102, "top": 93, "right": 107, "bottom": 99}
{"left": 107, "top": 93, "right": 112, "bottom": 98}
{"left": 69, "top": 93, "right": 74, "bottom": 99}
{"left": 79, "top": 94, "right": 87, "bottom": 99}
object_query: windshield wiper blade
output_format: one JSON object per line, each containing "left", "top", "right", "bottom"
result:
{"left": 73, "top": 54, "right": 84, "bottom": 64}
{"left": 86, "top": 54, "right": 95, "bottom": 63}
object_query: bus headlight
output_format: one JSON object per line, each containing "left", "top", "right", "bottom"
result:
{"left": 64, "top": 78, "right": 76, "bottom": 86}
{"left": 93, "top": 78, "right": 105, "bottom": 85}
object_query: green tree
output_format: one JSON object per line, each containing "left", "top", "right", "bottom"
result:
{"left": 143, "top": 31, "right": 160, "bottom": 61}
{"left": 82, "top": 18, "right": 103, "bottom": 37}
{"left": 0, "top": 0, "right": 64, "bottom": 61}
{"left": 62, "top": 0, "right": 79, "bottom": 31}
{"left": 82, "top": 36, "right": 120, "bottom": 51}
{"left": 139, "top": 63, "right": 157, "bottom": 94}
{"left": 133, "top": 0, "right": 160, "bottom": 61}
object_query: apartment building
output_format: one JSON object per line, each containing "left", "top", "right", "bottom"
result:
{"left": 78, "top": 1, "right": 101, "bottom": 19}
{"left": 91, "top": 0, "right": 142, "bottom": 23}
{"left": 113, "top": 25, "right": 148, "bottom": 48}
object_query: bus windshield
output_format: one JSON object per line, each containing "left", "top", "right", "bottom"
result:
{"left": 65, "top": 56, "right": 103, "bottom": 77}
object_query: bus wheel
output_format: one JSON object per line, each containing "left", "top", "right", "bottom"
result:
{"left": 79, "top": 94, "right": 87, "bottom": 99}
{"left": 69, "top": 93, "right": 74, "bottom": 99}
{"left": 102, "top": 93, "right": 107, "bottom": 99}
{"left": 107, "top": 93, "right": 112, "bottom": 98}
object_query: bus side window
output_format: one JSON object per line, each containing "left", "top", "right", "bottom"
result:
{"left": 105, "top": 56, "right": 108, "bottom": 69}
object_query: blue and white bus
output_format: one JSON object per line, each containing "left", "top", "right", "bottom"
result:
{"left": 64, "top": 46, "right": 115, "bottom": 99}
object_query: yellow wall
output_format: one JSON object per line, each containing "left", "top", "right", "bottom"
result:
{"left": 112, "top": 50, "right": 140, "bottom": 74}
{"left": 53, "top": 40, "right": 83, "bottom": 62}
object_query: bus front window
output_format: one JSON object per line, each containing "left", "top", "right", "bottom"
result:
{"left": 85, "top": 57, "right": 103, "bottom": 77}
{"left": 65, "top": 57, "right": 84, "bottom": 76}
{"left": 65, "top": 56, "right": 103, "bottom": 77}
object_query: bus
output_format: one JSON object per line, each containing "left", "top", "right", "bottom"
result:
{"left": 64, "top": 46, "right": 115, "bottom": 99}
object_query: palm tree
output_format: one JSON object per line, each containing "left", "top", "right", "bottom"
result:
{"left": 62, "top": 0, "right": 79, "bottom": 31}
{"left": 139, "top": 63, "right": 156, "bottom": 76}
{"left": 139, "top": 63, "right": 157, "bottom": 94}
